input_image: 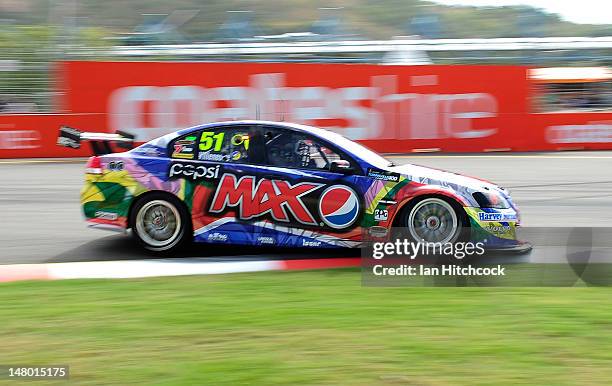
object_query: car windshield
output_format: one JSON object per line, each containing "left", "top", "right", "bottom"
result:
{"left": 314, "top": 129, "right": 394, "bottom": 168}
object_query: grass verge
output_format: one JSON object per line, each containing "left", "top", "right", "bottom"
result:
{"left": 1, "top": 269, "right": 611, "bottom": 385}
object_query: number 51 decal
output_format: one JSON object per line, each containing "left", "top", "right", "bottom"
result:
{"left": 199, "top": 132, "right": 250, "bottom": 152}
{"left": 199, "top": 132, "right": 225, "bottom": 151}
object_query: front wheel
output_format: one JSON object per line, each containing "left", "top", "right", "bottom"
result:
{"left": 403, "top": 197, "right": 463, "bottom": 244}
{"left": 131, "top": 194, "right": 192, "bottom": 253}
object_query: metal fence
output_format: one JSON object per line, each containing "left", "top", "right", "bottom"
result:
{"left": 0, "top": 53, "right": 56, "bottom": 113}
{"left": 533, "top": 82, "right": 612, "bottom": 112}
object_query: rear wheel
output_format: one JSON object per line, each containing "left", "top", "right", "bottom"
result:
{"left": 403, "top": 197, "right": 463, "bottom": 244}
{"left": 131, "top": 194, "right": 191, "bottom": 253}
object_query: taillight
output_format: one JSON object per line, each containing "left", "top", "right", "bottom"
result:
{"left": 85, "top": 156, "right": 103, "bottom": 175}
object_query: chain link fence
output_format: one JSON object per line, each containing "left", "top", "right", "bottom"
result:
{"left": 0, "top": 49, "right": 56, "bottom": 113}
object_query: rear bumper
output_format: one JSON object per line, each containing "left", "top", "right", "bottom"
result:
{"left": 81, "top": 178, "right": 131, "bottom": 231}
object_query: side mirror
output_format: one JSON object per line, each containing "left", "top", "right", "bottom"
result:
{"left": 329, "top": 160, "right": 353, "bottom": 174}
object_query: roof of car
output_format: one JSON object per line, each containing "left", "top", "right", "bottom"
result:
{"left": 191, "top": 120, "right": 338, "bottom": 141}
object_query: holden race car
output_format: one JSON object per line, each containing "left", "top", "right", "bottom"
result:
{"left": 58, "top": 120, "right": 529, "bottom": 253}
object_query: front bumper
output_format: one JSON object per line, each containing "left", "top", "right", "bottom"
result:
{"left": 464, "top": 207, "right": 527, "bottom": 249}
{"left": 483, "top": 241, "right": 533, "bottom": 254}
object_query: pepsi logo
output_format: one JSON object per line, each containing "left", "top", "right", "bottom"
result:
{"left": 318, "top": 185, "right": 360, "bottom": 229}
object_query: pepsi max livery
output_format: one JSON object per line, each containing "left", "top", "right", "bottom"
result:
{"left": 68, "top": 120, "right": 525, "bottom": 252}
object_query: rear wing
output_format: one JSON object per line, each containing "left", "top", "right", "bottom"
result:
{"left": 57, "top": 126, "right": 135, "bottom": 156}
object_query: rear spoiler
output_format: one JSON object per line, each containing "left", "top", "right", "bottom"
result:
{"left": 57, "top": 126, "right": 135, "bottom": 156}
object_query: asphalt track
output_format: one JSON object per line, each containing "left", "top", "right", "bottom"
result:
{"left": 1, "top": 152, "right": 611, "bottom": 265}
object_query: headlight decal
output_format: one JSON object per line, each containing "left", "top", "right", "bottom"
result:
{"left": 473, "top": 191, "right": 510, "bottom": 209}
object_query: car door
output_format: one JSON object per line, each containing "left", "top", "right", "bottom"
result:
{"left": 168, "top": 123, "right": 265, "bottom": 246}
{"left": 256, "top": 125, "right": 370, "bottom": 248}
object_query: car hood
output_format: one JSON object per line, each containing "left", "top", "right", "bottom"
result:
{"left": 386, "top": 163, "right": 503, "bottom": 193}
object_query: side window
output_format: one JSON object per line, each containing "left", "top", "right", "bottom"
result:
{"left": 171, "top": 126, "right": 257, "bottom": 164}
{"left": 263, "top": 128, "right": 347, "bottom": 170}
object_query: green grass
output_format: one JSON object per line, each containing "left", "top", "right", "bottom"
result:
{"left": 1, "top": 269, "right": 612, "bottom": 385}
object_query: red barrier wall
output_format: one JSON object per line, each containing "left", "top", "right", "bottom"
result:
{"left": 1, "top": 61, "right": 612, "bottom": 158}
{"left": 531, "top": 112, "right": 612, "bottom": 151}
{"left": 58, "top": 61, "right": 531, "bottom": 153}
{"left": 0, "top": 114, "right": 105, "bottom": 158}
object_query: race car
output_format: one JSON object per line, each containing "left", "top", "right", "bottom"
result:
{"left": 58, "top": 120, "right": 527, "bottom": 253}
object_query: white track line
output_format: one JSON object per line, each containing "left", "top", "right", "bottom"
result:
{"left": 0, "top": 159, "right": 87, "bottom": 165}
{"left": 47, "top": 259, "right": 280, "bottom": 279}
{"left": 0, "top": 258, "right": 361, "bottom": 283}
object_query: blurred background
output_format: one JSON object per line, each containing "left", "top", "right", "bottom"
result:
{"left": 2, "top": 0, "right": 612, "bottom": 115}
{"left": 2, "top": 3, "right": 612, "bottom": 384}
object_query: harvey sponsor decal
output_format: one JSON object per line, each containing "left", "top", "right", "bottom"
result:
{"left": 478, "top": 212, "right": 517, "bottom": 222}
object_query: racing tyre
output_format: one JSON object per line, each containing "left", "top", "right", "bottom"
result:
{"left": 402, "top": 197, "right": 464, "bottom": 244}
{"left": 131, "top": 193, "right": 192, "bottom": 253}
